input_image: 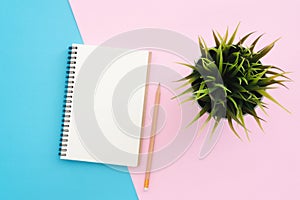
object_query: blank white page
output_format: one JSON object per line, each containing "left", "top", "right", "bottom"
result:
{"left": 60, "top": 44, "right": 150, "bottom": 167}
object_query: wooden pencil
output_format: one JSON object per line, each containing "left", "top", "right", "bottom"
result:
{"left": 144, "top": 83, "right": 161, "bottom": 191}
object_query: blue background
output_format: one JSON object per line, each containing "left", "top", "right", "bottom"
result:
{"left": 0, "top": 0, "right": 138, "bottom": 199}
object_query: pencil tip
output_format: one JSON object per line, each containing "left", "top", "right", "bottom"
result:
{"left": 144, "top": 187, "right": 149, "bottom": 191}
{"left": 156, "top": 83, "right": 161, "bottom": 94}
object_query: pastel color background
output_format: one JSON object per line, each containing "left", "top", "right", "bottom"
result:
{"left": 0, "top": 0, "right": 137, "bottom": 199}
{"left": 69, "top": 0, "right": 300, "bottom": 200}
{"left": 1, "top": 0, "right": 299, "bottom": 200}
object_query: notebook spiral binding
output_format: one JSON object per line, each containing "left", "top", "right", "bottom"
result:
{"left": 59, "top": 45, "right": 78, "bottom": 157}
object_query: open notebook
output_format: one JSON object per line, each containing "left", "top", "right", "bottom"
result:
{"left": 59, "top": 44, "right": 151, "bottom": 167}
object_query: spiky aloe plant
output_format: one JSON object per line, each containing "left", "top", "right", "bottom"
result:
{"left": 176, "top": 24, "right": 290, "bottom": 140}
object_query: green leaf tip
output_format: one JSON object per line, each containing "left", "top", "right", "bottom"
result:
{"left": 228, "top": 22, "right": 240, "bottom": 45}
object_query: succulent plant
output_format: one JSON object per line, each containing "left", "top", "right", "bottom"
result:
{"left": 176, "top": 24, "right": 290, "bottom": 140}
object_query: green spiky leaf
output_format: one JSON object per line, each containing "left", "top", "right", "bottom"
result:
{"left": 252, "top": 38, "right": 280, "bottom": 62}
{"left": 227, "top": 22, "right": 240, "bottom": 45}
{"left": 250, "top": 34, "right": 264, "bottom": 52}
{"left": 238, "top": 31, "right": 255, "bottom": 45}
{"left": 176, "top": 24, "right": 290, "bottom": 140}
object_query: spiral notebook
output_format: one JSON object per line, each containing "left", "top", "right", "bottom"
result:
{"left": 59, "top": 44, "right": 151, "bottom": 167}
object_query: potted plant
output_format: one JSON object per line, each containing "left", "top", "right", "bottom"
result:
{"left": 176, "top": 24, "right": 290, "bottom": 140}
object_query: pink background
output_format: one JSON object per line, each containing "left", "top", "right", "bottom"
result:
{"left": 69, "top": 0, "right": 300, "bottom": 199}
